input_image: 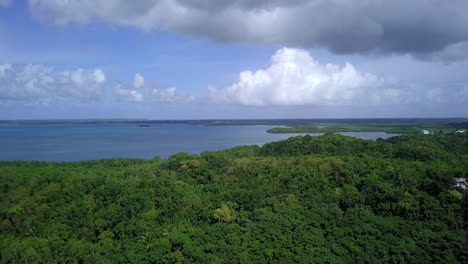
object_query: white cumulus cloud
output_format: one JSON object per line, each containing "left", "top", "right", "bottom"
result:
{"left": 133, "top": 73, "right": 145, "bottom": 89}
{"left": 93, "top": 69, "right": 106, "bottom": 83}
{"left": 0, "top": 64, "right": 106, "bottom": 103}
{"left": 115, "top": 86, "right": 144, "bottom": 102}
{"left": 209, "top": 48, "right": 397, "bottom": 106}
{"left": 114, "top": 73, "right": 192, "bottom": 103}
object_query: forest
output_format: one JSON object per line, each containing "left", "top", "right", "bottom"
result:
{"left": 1, "top": 133, "right": 467, "bottom": 263}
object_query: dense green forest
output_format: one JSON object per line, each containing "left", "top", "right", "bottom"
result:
{"left": 1, "top": 133, "right": 467, "bottom": 263}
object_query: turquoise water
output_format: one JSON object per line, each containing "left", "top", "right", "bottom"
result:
{"left": 0, "top": 124, "right": 397, "bottom": 161}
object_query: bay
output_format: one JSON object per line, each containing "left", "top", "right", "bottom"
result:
{"left": 0, "top": 124, "right": 398, "bottom": 161}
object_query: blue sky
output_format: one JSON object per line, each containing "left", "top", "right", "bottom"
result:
{"left": 1, "top": 0, "right": 468, "bottom": 119}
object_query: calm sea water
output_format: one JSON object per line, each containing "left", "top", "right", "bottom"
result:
{"left": 0, "top": 124, "right": 398, "bottom": 161}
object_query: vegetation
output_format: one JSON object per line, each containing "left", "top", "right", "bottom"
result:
{"left": 266, "top": 122, "right": 453, "bottom": 134}
{"left": 1, "top": 133, "right": 467, "bottom": 263}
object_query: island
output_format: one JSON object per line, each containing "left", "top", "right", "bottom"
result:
{"left": 266, "top": 122, "right": 454, "bottom": 134}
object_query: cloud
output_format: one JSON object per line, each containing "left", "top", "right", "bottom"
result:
{"left": 133, "top": 73, "right": 145, "bottom": 89}
{"left": 28, "top": 0, "right": 468, "bottom": 60}
{"left": 0, "top": 0, "right": 11, "bottom": 7}
{"left": 114, "top": 73, "right": 193, "bottom": 103}
{"left": 419, "top": 41, "right": 468, "bottom": 63}
{"left": 0, "top": 64, "right": 106, "bottom": 103}
{"left": 93, "top": 69, "right": 106, "bottom": 83}
{"left": 115, "top": 86, "right": 144, "bottom": 102}
{"left": 209, "top": 48, "right": 431, "bottom": 106}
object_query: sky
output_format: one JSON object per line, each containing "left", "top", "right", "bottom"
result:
{"left": 0, "top": 0, "right": 467, "bottom": 119}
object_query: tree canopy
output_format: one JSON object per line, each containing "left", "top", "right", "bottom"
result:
{"left": 1, "top": 133, "right": 467, "bottom": 263}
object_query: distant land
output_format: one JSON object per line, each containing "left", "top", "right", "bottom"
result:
{"left": 1, "top": 118, "right": 467, "bottom": 135}
{"left": 1, "top": 117, "right": 468, "bottom": 126}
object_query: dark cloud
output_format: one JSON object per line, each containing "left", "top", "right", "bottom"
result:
{"left": 175, "top": 0, "right": 306, "bottom": 11}
{"left": 29, "top": 0, "right": 468, "bottom": 60}
{"left": 417, "top": 41, "right": 468, "bottom": 63}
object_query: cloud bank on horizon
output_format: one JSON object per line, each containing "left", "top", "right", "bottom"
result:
{"left": 28, "top": 0, "right": 468, "bottom": 61}
{"left": 0, "top": 48, "right": 462, "bottom": 108}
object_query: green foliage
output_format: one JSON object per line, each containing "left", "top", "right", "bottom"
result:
{"left": 0, "top": 134, "right": 467, "bottom": 263}
{"left": 213, "top": 204, "right": 236, "bottom": 223}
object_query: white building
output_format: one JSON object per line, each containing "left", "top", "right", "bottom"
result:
{"left": 455, "top": 178, "right": 467, "bottom": 189}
